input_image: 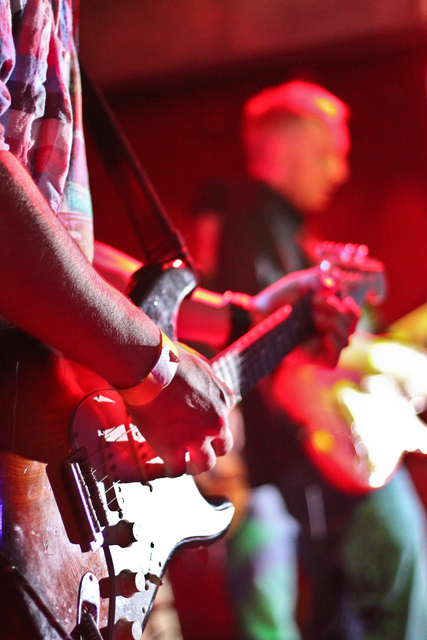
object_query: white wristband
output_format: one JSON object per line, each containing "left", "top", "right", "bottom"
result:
{"left": 117, "top": 330, "right": 180, "bottom": 406}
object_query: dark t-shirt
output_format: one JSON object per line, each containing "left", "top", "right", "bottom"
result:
{"left": 195, "top": 178, "right": 311, "bottom": 487}
{"left": 195, "top": 176, "right": 363, "bottom": 547}
{"left": 194, "top": 179, "right": 307, "bottom": 294}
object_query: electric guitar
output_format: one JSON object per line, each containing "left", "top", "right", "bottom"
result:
{"left": 0, "top": 262, "right": 233, "bottom": 640}
{"left": 212, "top": 243, "right": 427, "bottom": 496}
{"left": 270, "top": 329, "right": 427, "bottom": 495}
{"left": 0, "top": 243, "right": 384, "bottom": 639}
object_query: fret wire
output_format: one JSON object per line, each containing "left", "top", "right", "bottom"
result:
{"left": 213, "top": 293, "right": 315, "bottom": 398}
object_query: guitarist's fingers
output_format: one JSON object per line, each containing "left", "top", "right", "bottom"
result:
{"left": 341, "top": 296, "right": 361, "bottom": 334}
{"left": 314, "top": 313, "right": 351, "bottom": 349}
{"left": 319, "top": 334, "right": 343, "bottom": 368}
{"left": 211, "top": 427, "right": 234, "bottom": 457}
{"left": 163, "top": 448, "right": 188, "bottom": 478}
{"left": 313, "top": 293, "right": 360, "bottom": 338}
{"left": 307, "top": 294, "right": 360, "bottom": 368}
{"left": 186, "top": 424, "right": 234, "bottom": 474}
{"left": 163, "top": 421, "right": 234, "bottom": 476}
{"left": 186, "top": 443, "right": 217, "bottom": 475}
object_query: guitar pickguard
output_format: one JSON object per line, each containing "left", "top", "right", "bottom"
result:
{"left": 60, "top": 387, "right": 234, "bottom": 638}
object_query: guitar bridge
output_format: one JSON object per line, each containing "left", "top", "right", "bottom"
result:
{"left": 47, "top": 448, "right": 108, "bottom": 552}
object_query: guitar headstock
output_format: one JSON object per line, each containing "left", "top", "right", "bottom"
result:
{"left": 315, "top": 242, "right": 387, "bottom": 306}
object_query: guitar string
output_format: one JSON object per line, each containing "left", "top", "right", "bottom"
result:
{"left": 93, "top": 327, "right": 284, "bottom": 491}
{"left": 80, "top": 423, "right": 157, "bottom": 508}
{"left": 214, "top": 311, "right": 306, "bottom": 396}
{"left": 92, "top": 320, "right": 297, "bottom": 498}
{"left": 81, "top": 301, "right": 311, "bottom": 508}
{"left": 91, "top": 298, "right": 346, "bottom": 513}
{"left": 79, "top": 418, "right": 194, "bottom": 511}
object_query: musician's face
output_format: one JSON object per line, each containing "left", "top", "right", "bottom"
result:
{"left": 269, "top": 117, "right": 350, "bottom": 213}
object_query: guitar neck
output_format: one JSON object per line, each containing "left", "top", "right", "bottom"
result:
{"left": 211, "top": 293, "right": 314, "bottom": 400}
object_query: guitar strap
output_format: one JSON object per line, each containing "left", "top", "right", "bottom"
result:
{"left": 80, "top": 67, "right": 198, "bottom": 277}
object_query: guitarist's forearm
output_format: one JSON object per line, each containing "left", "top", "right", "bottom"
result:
{"left": 251, "top": 268, "right": 321, "bottom": 319}
{"left": 179, "top": 288, "right": 251, "bottom": 349}
{"left": 179, "top": 275, "right": 359, "bottom": 374}
{"left": 0, "top": 150, "right": 161, "bottom": 388}
{"left": 178, "top": 272, "right": 319, "bottom": 350}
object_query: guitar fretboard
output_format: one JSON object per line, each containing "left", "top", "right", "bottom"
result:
{"left": 211, "top": 293, "right": 314, "bottom": 400}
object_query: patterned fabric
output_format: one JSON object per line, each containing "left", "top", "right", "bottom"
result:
{"left": 0, "top": 0, "right": 93, "bottom": 259}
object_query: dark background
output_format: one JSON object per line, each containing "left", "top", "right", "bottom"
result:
{"left": 81, "top": 26, "right": 427, "bottom": 328}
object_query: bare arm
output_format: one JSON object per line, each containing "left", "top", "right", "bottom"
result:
{"left": 178, "top": 271, "right": 359, "bottom": 367}
{"left": 0, "top": 150, "right": 162, "bottom": 386}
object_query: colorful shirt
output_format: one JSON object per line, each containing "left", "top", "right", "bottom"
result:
{"left": 0, "top": 0, "right": 93, "bottom": 259}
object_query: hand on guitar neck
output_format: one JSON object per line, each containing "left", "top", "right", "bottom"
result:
{"left": 283, "top": 284, "right": 360, "bottom": 369}
{"left": 250, "top": 242, "right": 387, "bottom": 369}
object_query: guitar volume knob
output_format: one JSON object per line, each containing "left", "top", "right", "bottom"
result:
{"left": 118, "top": 569, "right": 145, "bottom": 598}
{"left": 115, "top": 618, "right": 142, "bottom": 640}
{"left": 103, "top": 520, "right": 141, "bottom": 547}
{"left": 99, "top": 569, "right": 146, "bottom": 599}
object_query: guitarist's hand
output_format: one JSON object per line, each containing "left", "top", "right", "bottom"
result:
{"left": 293, "top": 292, "right": 360, "bottom": 368}
{"left": 252, "top": 268, "right": 360, "bottom": 368}
{"left": 123, "top": 344, "right": 235, "bottom": 477}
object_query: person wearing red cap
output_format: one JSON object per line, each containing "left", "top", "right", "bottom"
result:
{"left": 192, "top": 80, "right": 427, "bottom": 640}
